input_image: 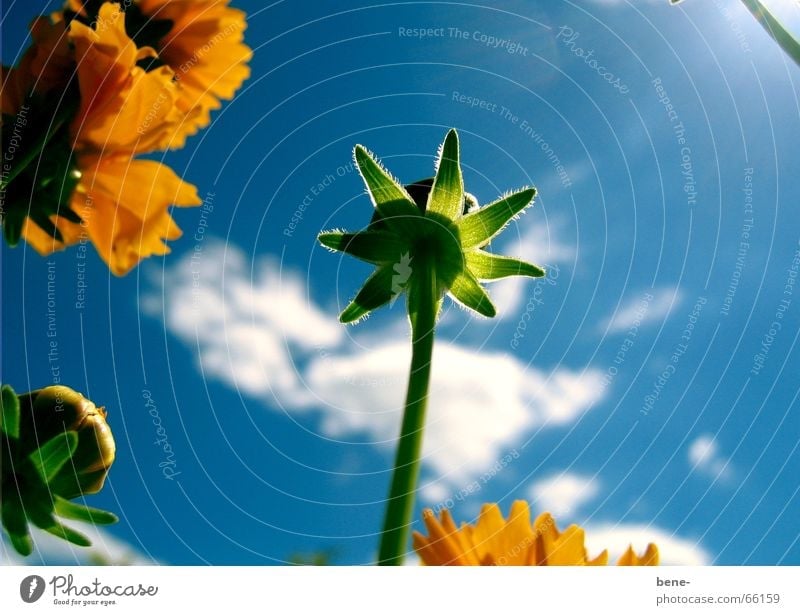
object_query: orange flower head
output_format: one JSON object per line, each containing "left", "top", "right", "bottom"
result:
{"left": 4, "top": 2, "right": 204, "bottom": 275}
{"left": 413, "top": 501, "right": 659, "bottom": 566}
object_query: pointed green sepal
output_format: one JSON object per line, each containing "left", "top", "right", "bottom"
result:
{"left": 457, "top": 187, "right": 536, "bottom": 249}
{"left": 54, "top": 497, "right": 118, "bottom": 525}
{"left": 9, "top": 532, "right": 33, "bottom": 556}
{"left": 354, "top": 145, "right": 416, "bottom": 209}
{"left": 426, "top": 129, "right": 463, "bottom": 221}
{"left": 1, "top": 384, "right": 21, "bottom": 438}
{"left": 42, "top": 522, "right": 92, "bottom": 547}
{"left": 465, "top": 251, "right": 545, "bottom": 280}
{"left": 29, "top": 431, "right": 79, "bottom": 483}
{"left": 2, "top": 494, "right": 29, "bottom": 538}
{"left": 448, "top": 270, "right": 496, "bottom": 317}
{"left": 339, "top": 265, "right": 397, "bottom": 323}
{"left": 58, "top": 206, "right": 83, "bottom": 225}
{"left": 319, "top": 230, "right": 408, "bottom": 264}
{"left": 2, "top": 210, "right": 25, "bottom": 247}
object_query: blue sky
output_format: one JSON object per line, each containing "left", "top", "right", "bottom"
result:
{"left": 2, "top": 0, "right": 799, "bottom": 565}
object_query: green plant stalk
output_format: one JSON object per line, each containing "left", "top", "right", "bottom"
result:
{"left": 740, "top": 0, "right": 800, "bottom": 67}
{"left": 377, "top": 266, "right": 438, "bottom": 566}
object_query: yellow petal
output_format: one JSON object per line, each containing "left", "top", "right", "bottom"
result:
{"left": 74, "top": 155, "right": 200, "bottom": 275}
{"left": 531, "top": 512, "right": 557, "bottom": 565}
{"left": 587, "top": 549, "right": 610, "bottom": 566}
{"left": 21, "top": 217, "right": 78, "bottom": 256}
{"left": 497, "top": 500, "right": 535, "bottom": 565}
{"left": 412, "top": 502, "right": 660, "bottom": 567}
{"left": 470, "top": 504, "right": 507, "bottom": 565}
{"left": 545, "top": 524, "right": 589, "bottom": 566}
{"left": 618, "top": 543, "right": 660, "bottom": 566}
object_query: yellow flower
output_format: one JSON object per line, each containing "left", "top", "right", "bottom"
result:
{"left": 136, "top": 0, "right": 252, "bottom": 144}
{"left": 413, "top": 501, "right": 659, "bottom": 566}
{"left": 17, "top": 386, "right": 117, "bottom": 499}
{"left": 68, "top": 3, "right": 185, "bottom": 153}
{"left": 22, "top": 154, "right": 201, "bottom": 275}
{"left": 3, "top": 4, "right": 201, "bottom": 274}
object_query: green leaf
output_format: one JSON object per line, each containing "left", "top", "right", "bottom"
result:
{"left": 457, "top": 188, "right": 536, "bottom": 249}
{"left": 1, "top": 385, "right": 20, "bottom": 438}
{"left": 43, "top": 522, "right": 92, "bottom": 547}
{"left": 354, "top": 145, "right": 416, "bottom": 209}
{"left": 465, "top": 251, "right": 546, "bottom": 280}
{"left": 340, "top": 265, "right": 397, "bottom": 323}
{"left": 29, "top": 431, "right": 78, "bottom": 483}
{"left": 54, "top": 497, "right": 118, "bottom": 525}
{"left": 448, "top": 270, "right": 496, "bottom": 317}
{"left": 319, "top": 230, "right": 408, "bottom": 264}
{"left": 426, "top": 129, "right": 463, "bottom": 221}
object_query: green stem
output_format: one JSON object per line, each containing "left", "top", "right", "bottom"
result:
{"left": 377, "top": 266, "right": 438, "bottom": 565}
{"left": 740, "top": 0, "right": 800, "bottom": 67}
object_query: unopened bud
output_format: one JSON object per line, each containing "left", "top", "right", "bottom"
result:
{"left": 17, "top": 386, "right": 115, "bottom": 498}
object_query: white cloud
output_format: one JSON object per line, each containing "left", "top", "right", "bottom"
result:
{"left": 490, "top": 216, "right": 574, "bottom": 317}
{"left": 145, "top": 241, "right": 605, "bottom": 494}
{"left": 306, "top": 341, "right": 605, "bottom": 489}
{"left": 529, "top": 473, "right": 599, "bottom": 518}
{"left": 603, "top": 286, "right": 682, "bottom": 334}
{"left": 585, "top": 524, "right": 710, "bottom": 565}
{"left": 688, "top": 434, "right": 731, "bottom": 481}
{"left": 1, "top": 523, "right": 156, "bottom": 565}
{"left": 144, "top": 241, "right": 343, "bottom": 408}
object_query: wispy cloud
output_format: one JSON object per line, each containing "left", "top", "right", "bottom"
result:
{"left": 688, "top": 434, "right": 732, "bottom": 481}
{"left": 145, "top": 240, "right": 606, "bottom": 494}
{"left": 529, "top": 473, "right": 599, "bottom": 518}
{"left": 143, "top": 241, "right": 342, "bottom": 408}
{"left": 602, "top": 286, "right": 682, "bottom": 334}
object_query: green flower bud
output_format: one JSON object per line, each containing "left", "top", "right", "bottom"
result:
{"left": 319, "top": 129, "right": 545, "bottom": 323}
{"left": 17, "top": 386, "right": 115, "bottom": 498}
